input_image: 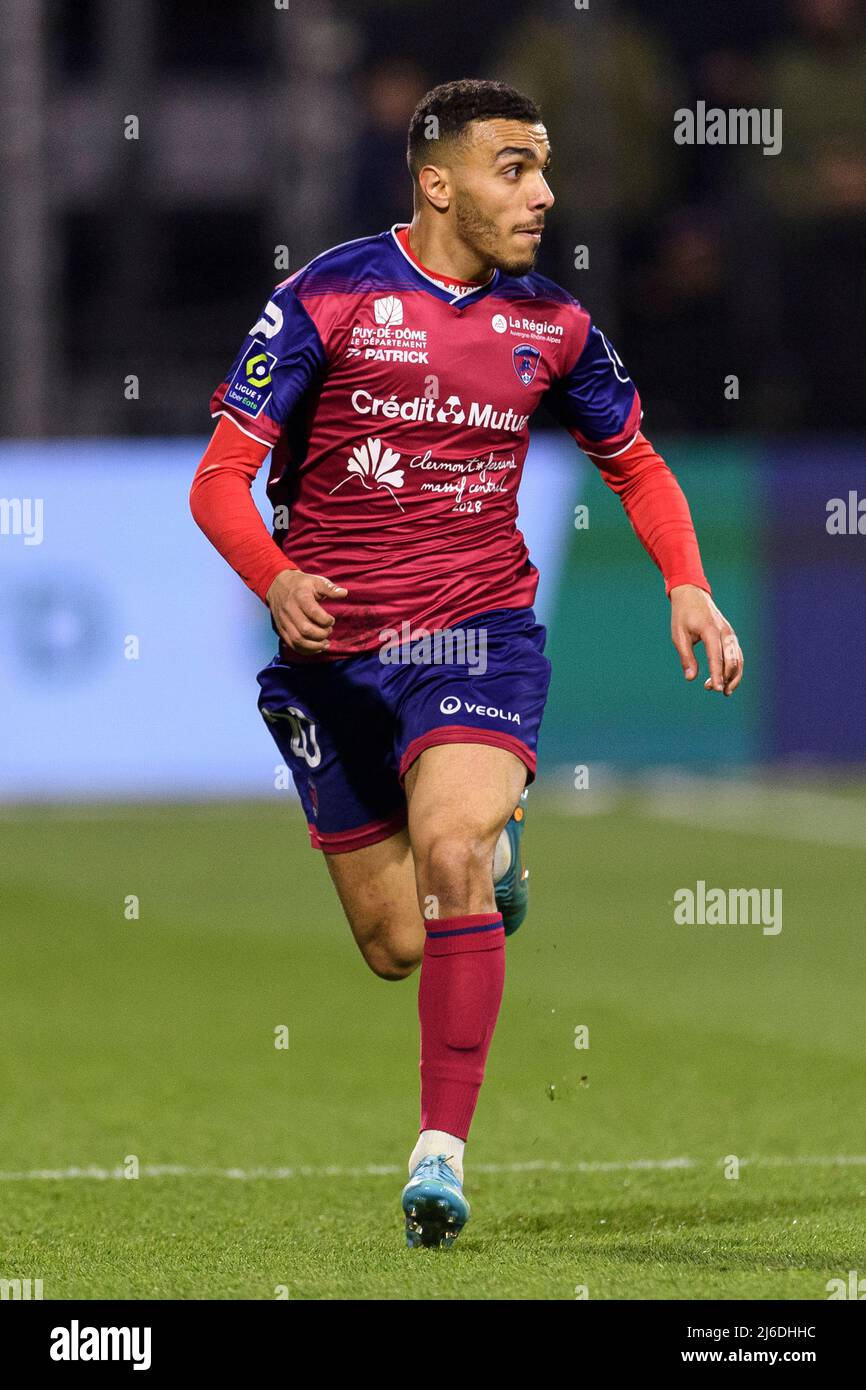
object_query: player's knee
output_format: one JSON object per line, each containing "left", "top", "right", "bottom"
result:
{"left": 415, "top": 825, "right": 494, "bottom": 901}
{"left": 362, "top": 936, "right": 423, "bottom": 981}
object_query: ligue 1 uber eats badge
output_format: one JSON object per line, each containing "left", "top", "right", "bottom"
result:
{"left": 512, "top": 343, "right": 541, "bottom": 386}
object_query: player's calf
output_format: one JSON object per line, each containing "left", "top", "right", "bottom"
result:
{"left": 336, "top": 902, "right": 424, "bottom": 980}
{"left": 323, "top": 830, "right": 425, "bottom": 981}
{"left": 398, "top": 744, "right": 524, "bottom": 1243}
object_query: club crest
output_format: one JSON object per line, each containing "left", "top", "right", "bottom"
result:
{"left": 512, "top": 343, "right": 541, "bottom": 386}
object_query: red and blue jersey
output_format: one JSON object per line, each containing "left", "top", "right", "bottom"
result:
{"left": 209, "top": 224, "right": 644, "bottom": 655}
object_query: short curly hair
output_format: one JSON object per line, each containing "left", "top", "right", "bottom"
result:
{"left": 407, "top": 78, "right": 541, "bottom": 178}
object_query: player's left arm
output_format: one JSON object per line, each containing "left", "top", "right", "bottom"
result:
{"left": 598, "top": 433, "right": 744, "bottom": 696}
{"left": 544, "top": 318, "right": 744, "bottom": 696}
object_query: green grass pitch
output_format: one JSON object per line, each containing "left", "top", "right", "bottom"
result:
{"left": 0, "top": 793, "right": 863, "bottom": 1300}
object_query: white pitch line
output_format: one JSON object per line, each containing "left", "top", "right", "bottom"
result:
{"left": 637, "top": 777, "right": 866, "bottom": 849}
{"left": 0, "top": 1156, "right": 864, "bottom": 1182}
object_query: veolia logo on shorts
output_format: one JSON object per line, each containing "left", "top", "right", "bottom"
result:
{"left": 438, "top": 695, "right": 521, "bottom": 725}
{"left": 439, "top": 695, "right": 462, "bottom": 715}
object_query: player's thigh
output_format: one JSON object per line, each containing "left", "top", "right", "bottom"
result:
{"left": 405, "top": 742, "right": 527, "bottom": 895}
{"left": 324, "top": 827, "right": 425, "bottom": 979}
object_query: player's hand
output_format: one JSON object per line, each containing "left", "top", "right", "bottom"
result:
{"left": 670, "top": 584, "right": 743, "bottom": 696}
{"left": 265, "top": 569, "right": 348, "bottom": 654}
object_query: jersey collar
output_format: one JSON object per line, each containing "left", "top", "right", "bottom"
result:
{"left": 388, "top": 224, "right": 500, "bottom": 308}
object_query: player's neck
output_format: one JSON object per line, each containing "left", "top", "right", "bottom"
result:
{"left": 405, "top": 216, "right": 494, "bottom": 287}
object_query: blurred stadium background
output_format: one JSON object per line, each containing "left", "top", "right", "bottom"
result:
{"left": 2, "top": 0, "right": 865, "bottom": 796}
{"left": 1, "top": 0, "right": 865, "bottom": 1299}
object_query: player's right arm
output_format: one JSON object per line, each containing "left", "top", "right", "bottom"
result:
{"left": 262, "top": 566, "right": 348, "bottom": 654}
{"left": 190, "top": 418, "right": 347, "bottom": 652}
{"left": 189, "top": 283, "right": 348, "bottom": 654}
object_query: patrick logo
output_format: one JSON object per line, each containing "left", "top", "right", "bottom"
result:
{"left": 328, "top": 437, "right": 405, "bottom": 511}
{"left": 512, "top": 343, "right": 541, "bottom": 386}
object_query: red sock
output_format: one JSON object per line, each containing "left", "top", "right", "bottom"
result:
{"left": 418, "top": 912, "right": 506, "bottom": 1141}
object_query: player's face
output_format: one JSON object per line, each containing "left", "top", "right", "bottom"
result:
{"left": 452, "top": 119, "right": 554, "bottom": 276}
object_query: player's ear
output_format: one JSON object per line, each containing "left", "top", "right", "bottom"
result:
{"left": 416, "top": 163, "right": 451, "bottom": 212}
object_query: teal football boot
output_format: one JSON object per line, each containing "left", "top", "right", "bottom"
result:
{"left": 402, "top": 1154, "right": 470, "bottom": 1249}
{"left": 494, "top": 789, "right": 529, "bottom": 937}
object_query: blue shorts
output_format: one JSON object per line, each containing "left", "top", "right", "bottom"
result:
{"left": 256, "top": 606, "right": 551, "bottom": 853}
